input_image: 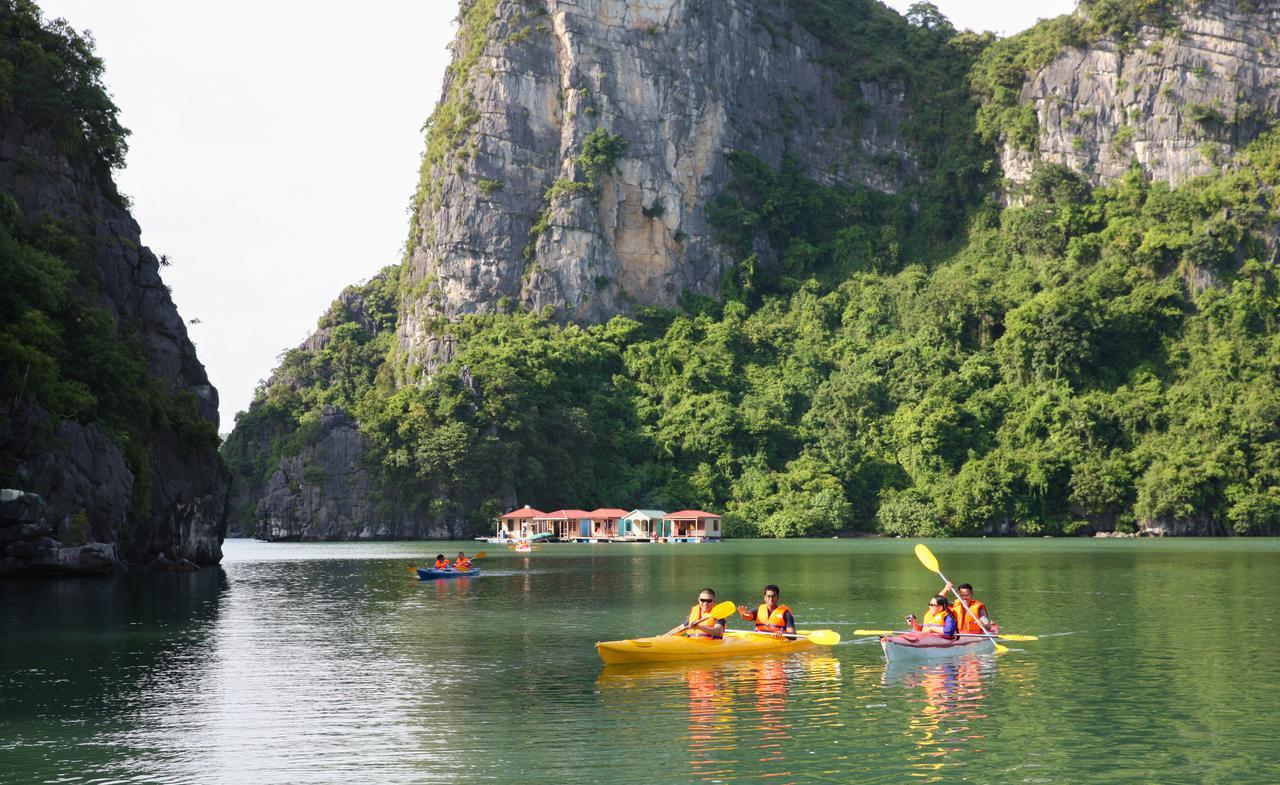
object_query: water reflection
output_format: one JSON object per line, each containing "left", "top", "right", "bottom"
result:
{"left": 882, "top": 655, "right": 995, "bottom": 780}
{"left": 597, "top": 654, "right": 842, "bottom": 784}
{"left": 0, "top": 568, "right": 229, "bottom": 782}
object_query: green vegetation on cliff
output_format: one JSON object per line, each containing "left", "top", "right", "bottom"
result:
{"left": 0, "top": 0, "right": 130, "bottom": 203}
{"left": 0, "top": 2, "right": 218, "bottom": 512}
{"left": 226, "top": 2, "right": 1280, "bottom": 537}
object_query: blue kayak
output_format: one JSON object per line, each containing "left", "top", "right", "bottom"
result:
{"left": 417, "top": 567, "right": 480, "bottom": 580}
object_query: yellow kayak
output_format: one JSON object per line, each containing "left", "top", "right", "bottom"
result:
{"left": 595, "top": 629, "right": 833, "bottom": 664}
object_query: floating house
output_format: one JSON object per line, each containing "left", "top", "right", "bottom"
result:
{"left": 661, "top": 510, "right": 723, "bottom": 542}
{"left": 493, "top": 506, "right": 547, "bottom": 541}
{"left": 618, "top": 509, "right": 666, "bottom": 542}
{"left": 588, "top": 508, "right": 628, "bottom": 541}
{"left": 541, "top": 509, "right": 595, "bottom": 542}
{"left": 493, "top": 505, "right": 723, "bottom": 543}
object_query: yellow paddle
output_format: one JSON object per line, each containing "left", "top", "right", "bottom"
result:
{"left": 914, "top": 543, "right": 1008, "bottom": 654}
{"left": 739, "top": 629, "right": 841, "bottom": 645}
{"left": 854, "top": 628, "right": 1037, "bottom": 641}
{"left": 663, "top": 600, "right": 737, "bottom": 637}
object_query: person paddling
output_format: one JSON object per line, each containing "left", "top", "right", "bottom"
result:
{"left": 433, "top": 554, "right": 451, "bottom": 570}
{"left": 944, "top": 582, "right": 997, "bottom": 635}
{"left": 453, "top": 552, "right": 472, "bottom": 571}
{"left": 737, "top": 584, "right": 796, "bottom": 639}
{"left": 666, "top": 588, "right": 726, "bottom": 639}
{"left": 907, "top": 595, "right": 957, "bottom": 638}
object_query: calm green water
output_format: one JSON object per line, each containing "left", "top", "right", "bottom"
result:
{"left": 3, "top": 538, "right": 1278, "bottom": 784}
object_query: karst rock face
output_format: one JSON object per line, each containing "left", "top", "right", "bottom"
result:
{"left": 1001, "top": 0, "right": 1280, "bottom": 190}
{"left": 396, "top": 0, "right": 918, "bottom": 374}
{"left": 0, "top": 118, "right": 229, "bottom": 574}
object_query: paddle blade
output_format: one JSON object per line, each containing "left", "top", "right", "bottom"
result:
{"left": 853, "top": 629, "right": 898, "bottom": 636}
{"left": 995, "top": 642, "right": 1010, "bottom": 654}
{"left": 806, "top": 630, "right": 841, "bottom": 646}
{"left": 710, "top": 600, "right": 736, "bottom": 620}
{"left": 914, "top": 543, "right": 940, "bottom": 573}
{"left": 472, "top": 551, "right": 487, "bottom": 559}
{"left": 997, "top": 633, "right": 1038, "bottom": 641}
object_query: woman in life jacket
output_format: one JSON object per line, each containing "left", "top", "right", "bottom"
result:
{"left": 667, "top": 588, "right": 726, "bottom": 639}
{"left": 433, "top": 554, "right": 451, "bottom": 570}
{"left": 907, "top": 595, "right": 957, "bottom": 638}
{"left": 453, "top": 552, "right": 472, "bottom": 571}
{"left": 737, "top": 584, "right": 796, "bottom": 638}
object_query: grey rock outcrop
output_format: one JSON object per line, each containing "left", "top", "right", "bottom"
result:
{"left": 1002, "top": 0, "right": 1280, "bottom": 189}
{"left": 0, "top": 113, "right": 229, "bottom": 573}
{"left": 398, "top": 0, "right": 916, "bottom": 374}
{"left": 255, "top": 407, "right": 467, "bottom": 540}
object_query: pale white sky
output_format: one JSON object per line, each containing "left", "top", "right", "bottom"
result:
{"left": 35, "top": 0, "right": 1077, "bottom": 426}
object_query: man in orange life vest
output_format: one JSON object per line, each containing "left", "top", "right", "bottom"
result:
{"left": 453, "top": 552, "right": 472, "bottom": 571}
{"left": 737, "top": 584, "right": 796, "bottom": 638}
{"left": 907, "top": 595, "right": 957, "bottom": 638}
{"left": 667, "top": 588, "right": 726, "bottom": 638}
{"left": 945, "top": 582, "right": 997, "bottom": 635}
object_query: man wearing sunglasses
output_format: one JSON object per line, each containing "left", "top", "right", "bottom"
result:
{"left": 666, "top": 588, "right": 726, "bottom": 639}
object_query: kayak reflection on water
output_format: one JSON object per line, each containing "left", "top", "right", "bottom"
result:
{"left": 596, "top": 654, "right": 843, "bottom": 781}
{"left": 883, "top": 655, "right": 995, "bottom": 771}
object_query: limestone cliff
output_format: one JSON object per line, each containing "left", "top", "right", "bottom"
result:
{"left": 0, "top": 6, "right": 228, "bottom": 573}
{"left": 222, "top": 268, "right": 472, "bottom": 540}
{"left": 997, "top": 0, "right": 1280, "bottom": 189}
{"left": 397, "top": 0, "right": 919, "bottom": 373}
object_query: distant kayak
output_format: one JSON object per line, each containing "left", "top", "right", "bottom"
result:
{"left": 596, "top": 629, "right": 834, "bottom": 664}
{"left": 417, "top": 567, "right": 480, "bottom": 580}
{"left": 880, "top": 632, "right": 996, "bottom": 662}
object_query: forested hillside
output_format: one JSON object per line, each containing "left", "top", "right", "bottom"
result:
{"left": 224, "top": 0, "right": 1280, "bottom": 538}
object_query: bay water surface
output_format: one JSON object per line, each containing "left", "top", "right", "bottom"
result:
{"left": 2, "top": 538, "right": 1278, "bottom": 784}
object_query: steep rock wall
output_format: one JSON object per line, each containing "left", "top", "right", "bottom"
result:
{"left": 0, "top": 114, "right": 229, "bottom": 573}
{"left": 398, "top": 0, "right": 916, "bottom": 373}
{"left": 253, "top": 408, "right": 469, "bottom": 541}
{"left": 1002, "top": 0, "right": 1280, "bottom": 188}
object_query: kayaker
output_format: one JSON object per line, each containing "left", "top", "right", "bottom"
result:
{"left": 737, "top": 584, "right": 795, "bottom": 638}
{"left": 666, "top": 588, "right": 726, "bottom": 639}
{"left": 433, "top": 554, "right": 451, "bottom": 570}
{"left": 453, "top": 552, "right": 472, "bottom": 571}
{"left": 944, "top": 582, "right": 997, "bottom": 635}
{"left": 907, "top": 595, "right": 957, "bottom": 638}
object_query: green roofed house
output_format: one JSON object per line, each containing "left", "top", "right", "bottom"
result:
{"left": 618, "top": 510, "right": 667, "bottom": 542}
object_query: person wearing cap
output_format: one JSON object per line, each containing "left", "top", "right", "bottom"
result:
{"left": 433, "top": 554, "right": 451, "bottom": 570}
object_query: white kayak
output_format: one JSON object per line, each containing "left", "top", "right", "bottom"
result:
{"left": 880, "top": 632, "right": 997, "bottom": 662}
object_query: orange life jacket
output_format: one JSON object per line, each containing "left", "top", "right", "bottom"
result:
{"left": 686, "top": 605, "right": 724, "bottom": 639}
{"left": 454, "top": 558, "right": 471, "bottom": 571}
{"left": 953, "top": 599, "right": 990, "bottom": 635}
{"left": 752, "top": 603, "right": 793, "bottom": 633}
{"left": 922, "top": 605, "right": 955, "bottom": 635}
{"left": 433, "top": 559, "right": 450, "bottom": 570}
